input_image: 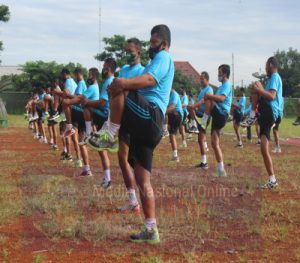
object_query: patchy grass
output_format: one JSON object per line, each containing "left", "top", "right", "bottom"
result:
{"left": 0, "top": 117, "right": 300, "bottom": 262}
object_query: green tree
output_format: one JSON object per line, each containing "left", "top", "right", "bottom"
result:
{"left": 172, "top": 69, "right": 195, "bottom": 95}
{"left": 10, "top": 61, "right": 87, "bottom": 91}
{"left": 0, "top": 5, "right": 10, "bottom": 63}
{"left": 274, "top": 48, "right": 300, "bottom": 97}
{"left": 95, "top": 35, "right": 195, "bottom": 95}
{"left": 95, "top": 35, "right": 150, "bottom": 67}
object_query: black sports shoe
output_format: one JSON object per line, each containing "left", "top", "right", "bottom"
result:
{"left": 260, "top": 180, "right": 278, "bottom": 189}
{"left": 189, "top": 126, "right": 199, "bottom": 134}
{"left": 293, "top": 117, "right": 300, "bottom": 126}
{"left": 195, "top": 162, "right": 208, "bottom": 170}
{"left": 49, "top": 111, "right": 59, "bottom": 121}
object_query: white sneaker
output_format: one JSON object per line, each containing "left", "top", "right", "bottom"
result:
{"left": 171, "top": 155, "right": 180, "bottom": 162}
{"left": 43, "top": 138, "right": 48, "bottom": 144}
{"left": 272, "top": 147, "right": 282, "bottom": 153}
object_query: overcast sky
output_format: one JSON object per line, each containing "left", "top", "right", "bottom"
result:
{"left": 0, "top": 0, "right": 299, "bottom": 85}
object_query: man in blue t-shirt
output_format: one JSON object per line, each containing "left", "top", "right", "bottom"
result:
{"left": 179, "top": 87, "right": 189, "bottom": 148}
{"left": 81, "top": 60, "right": 116, "bottom": 188}
{"left": 188, "top": 71, "right": 213, "bottom": 170}
{"left": 242, "top": 57, "right": 283, "bottom": 189}
{"left": 89, "top": 25, "right": 174, "bottom": 244}
{"left": 114, "top": 38, "right": 145, "bottom": 214}
{"left": 201, "top": 64, "right": 232, "bottom": 177}
{"left": 232, "top": 88, "right": 246, "bottom": 148}
{"left": 166, "top": 89, "right": 183, "bottom": 162}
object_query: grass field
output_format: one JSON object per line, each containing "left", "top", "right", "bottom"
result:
{"left": 0, "top": 115, "right": 300, "bottom": 262}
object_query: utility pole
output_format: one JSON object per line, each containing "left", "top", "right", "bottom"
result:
{"left": 99, "top": 0, "right": 102, "bottom": 68}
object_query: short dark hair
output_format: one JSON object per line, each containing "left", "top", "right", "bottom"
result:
{"left": 89, "top": 68, "right": 100, "bottom": 79}
{"left": 74, "top": 67, "right": 82, "bottom": 75}
{"left": 104, "top": 58, "right": 117, "bottom": 73}
{"left": 151, "top": 24, "right": 171, "bottom": 47}
{"left": 61, "top": 68, "right": 70, "bottom": 75}
{"left": 127, "top": 38, "right": 142, "bottom": 53}
{"left": 201, "top": 71, "right": 210, "bottom": 81}
{"left": 218, "top": 64, "right": 230, "bottom": 78}
{"left": 267, "top": 56, "right": 279, "bottom": 69}
{"left": 240, "top": 87, "right": 245, "bottom": 93}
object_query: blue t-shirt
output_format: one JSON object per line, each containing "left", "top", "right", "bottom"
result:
{"left": 139, "top": 50, "right": 175, "bottom": 115}
{"left": 197, "top": 86, "right": 214, "bottom": 112}
{"left": 180, "top": 94, "right": 189, "bottom": 114}
{"left": 265, "top": 72, "right": 283, "bottom": 120}
{"left": 83, "top": 83, "right": 100, "bottom": 101}
{"left": 93, "top": 76, "right": 114, "bottom": 117}
{"left": 235, "top": 95, "right": 246, "bottom": 115}
{"left": 168, "top": 90, "right": 183, "bottom": 119}
{"left": 244, "top": 104, "right": 252, "bottom": 116}
{"left": 119, "top": 64, "right": 144, "bottom": 79}
{"left": 215, "top": 81, "right": 232, "bottom": 115}
{"left": 73, "top": 80, "right": 87, "bottom": 112}
{"left": 36, "top": 92, "right": 46, "bottom": 109}
{"left": 65, "top": 78, "right": 77, "bottom": 95}
{"left": 189, "top": 98, "right": 194, "bottom": 105}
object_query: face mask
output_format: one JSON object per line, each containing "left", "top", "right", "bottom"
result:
{"left": 87, "top": 78, "right": 94, "bottom": 85}
{"left": 125, "top": 52, "right": 136, "bottom": 65}
{"left": 218, "top": 75, "right": 224, "bottom": 82}
{"left": 102, "top": 69, "right": 108, "bottom": 79}
{"left": 148, "top": 42, "right": 163, "bottom": 59}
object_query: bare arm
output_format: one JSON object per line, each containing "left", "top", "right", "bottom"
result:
{"left": 166, "top": 104, "right": 176, "bottom": 114}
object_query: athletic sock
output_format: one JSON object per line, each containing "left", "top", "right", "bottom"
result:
{"left": 238, "top": 140, "right": 242, "bottom": 145}
{"left": 85, "top": 121, "right": 92, "bottom": 135}
{"left": 250, "top": 110, "right": 256, "bottom": 118}
{"left": 84, "top": 165, "right": 90, "bottom": 172}
{"left": 201, "top": 155, "right": 207, "bottom": 164}
{"left": 173, "top": 150, "right": 178, "bottom": 158}
{"left": 204, "top": 141, "right": 208, "bottom": 149}
{"left": 218, "top": 162, "right": 224, "bottom": 171}
{"left": 66, "top": 123, "right": 72, "bottom": 131}
{"left": 192, "top": 120, "right": 197, "bottom": 127}
{"left": 183, "top": 140, "right": 187, "bottom": 146}
{"left": 163, "top": 124, "right": 168, "bottom": 131}
{"left": 50, "top": 138, "right": 54, "bottom": 144}
{"left": 128, "top": 188, "right": 138, "bottom": 205}
{"left": 269, "top": 175, "right": 276, "bottom": 183}
{"left": 145, "top": 218, "right": 157, "bottom": 231}
{"left": 64, "top": 146, "right": 67, "bottom": 153}
{"left": 103, "top": 169, "right": 111, "bottom": 182}
{"left": 108, "top": 121, "right": 120, "bottom": 139}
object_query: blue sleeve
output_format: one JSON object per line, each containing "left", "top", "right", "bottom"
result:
{"left": 65, "top": 79, "right": 73, "bottom": 92}
{"left": 83, "top": 86, "right": 96, "bottom": 100}
{"left": 119, "top": 66, "right": 126, "bottom": 78}
{"left": 100, "top": 79, "right": 112, "bottom": 101}
{"left": 168, "top": 92, "right": 176, "bottom": 106}
{"left": 267, "top": 75, "right": 280, "bottom": 92}
{"left": 218, "top": 83, "right": 231, "bottom": 97}
{"left": 77, "top": 82, "right": 85, "bottom": 95}
{"left": 145, "top": 52, "right": 169, "bottom": 84}
{"left": 183, "top": 96, "right": 188, "bottom": 105}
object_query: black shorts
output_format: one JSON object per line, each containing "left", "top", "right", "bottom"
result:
{"left": 72, "top": 109, "right": 85, "bottom": 133}
{"left": 182, "top": 111, "right": 188, "bottom": 124}
{"left": 258, "top": 98, "right": 275, "bottom": 140}
{"left": 274, "top": 116, "right": 281, "bottom": 130}
{"left": 120, "top": 91, "right": 163, "bottom": 172}
{"left": 92, "top": 110, "right": 107, "bottom": 131}
{"left": 168, "top": 112, "right": 182, "bottom": 135}
{"left": 211, "top": 105, "right": 228, "bottom": 135}
{"left": 233, "top": 109, "right": 243, "bottom": 124}
{"left": 37, "top": 108, "right": 43, "bottom": 123}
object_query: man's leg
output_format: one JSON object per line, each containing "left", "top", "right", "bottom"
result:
{"left": 260, "top": 135, "right": 277, "bottom": 187}
{"left": 233, "top": 121, "right": 242, "bottom": 147}
{"left": 293, "top": 99, "right": 300, "bottom": 125}
{"left": 196, "top": 131, "right": 208, "bottom": 169}
{"left": 118, "top": 140, "right": 140, "bottom": 211}
{"left": 179, "top": 123, "right": 187, "bottom": 147}
{"left": 170, "top": 133, "right": 179, "bottom": 161}
{"left": 48, "top": 125, "right": 53, "bottom": 145}
{"left": 98, "top": 150, "right": 111, "bottom": 188}
{"left": 71, "top": 129, "right": 82, "bottom": 164}
{"left": 201, "top": 99, "right": 215, "bottom": 128}
{"left": 211, "top": 130, "right": 226, "bottom": 177}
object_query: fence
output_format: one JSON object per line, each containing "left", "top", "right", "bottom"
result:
{"left": 0, "top": 92, "right": 31, "bottom": 114}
